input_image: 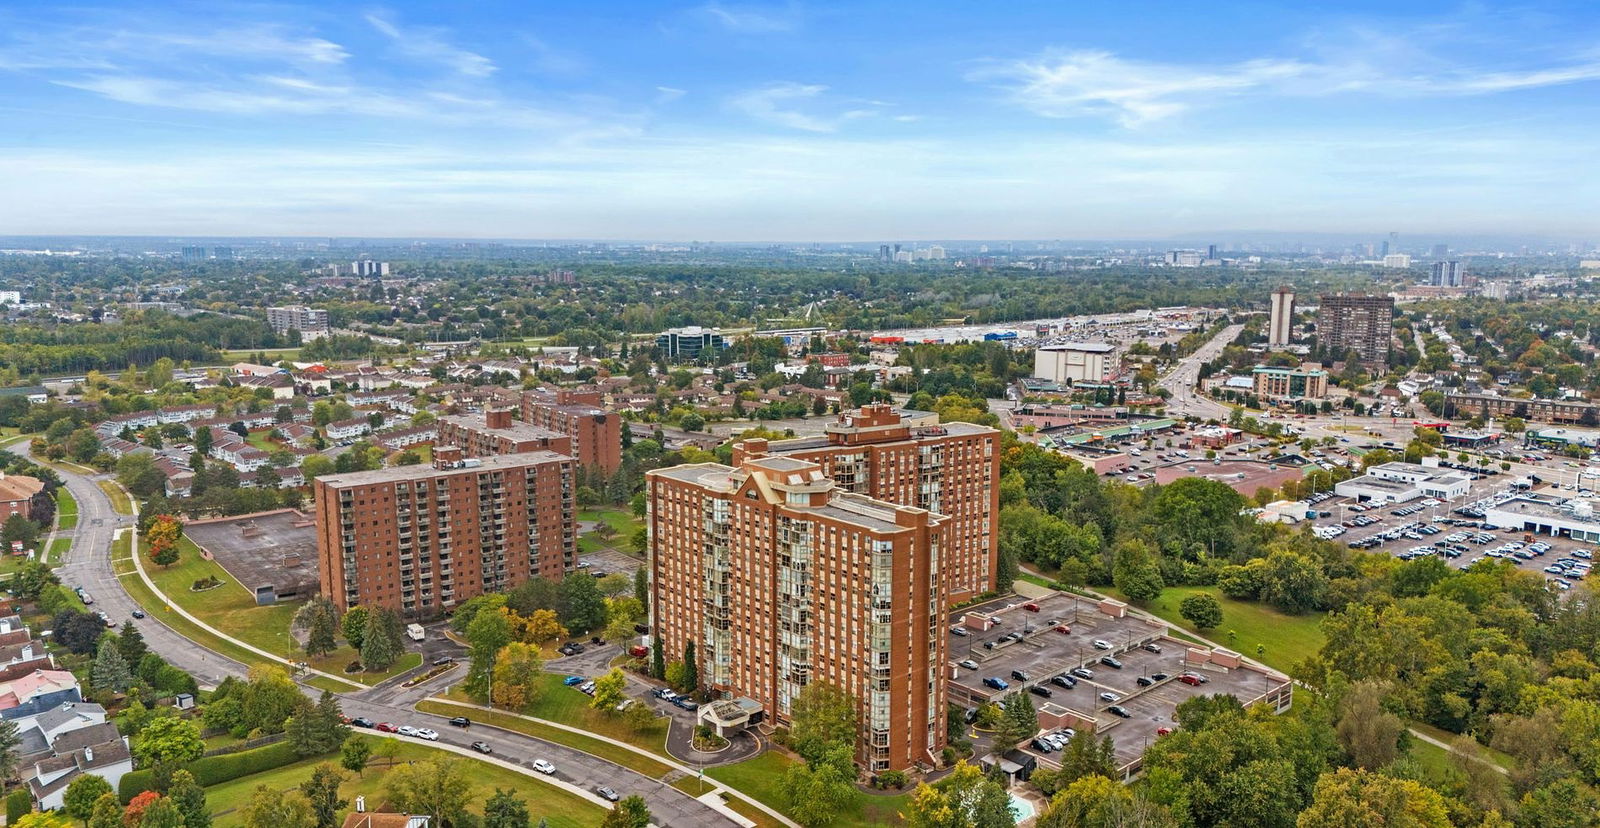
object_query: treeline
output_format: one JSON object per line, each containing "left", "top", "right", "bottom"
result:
{"left": 0, "top": 311, "right": 290, "bottom": 376}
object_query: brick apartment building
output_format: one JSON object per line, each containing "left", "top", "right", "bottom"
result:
{"left": 731, "top": 404, "right": 999, "bottom": 602}
{"left": 436, "top": 408, "right": 572, "bottom": 457}
{"left": 517, "top": 390, "right": 622, "bottom": 473}
{"left": 1317, "top": 293, "right": 1395, "bottom": 365}
{"left": 647, "top": 456, "right": 948, "bottom": 772}
{"left": 313, "top": 446, "right": 575, "bottom": 616}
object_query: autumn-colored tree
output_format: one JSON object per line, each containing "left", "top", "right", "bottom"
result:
{"left": 123, "top": 791, "right": 161, "bottom": 827}
{"left": 521, "top": 608, "right": 567, "bottom": 645}
{"left": 146, "top": 514, "right": 183, "bottom": 568}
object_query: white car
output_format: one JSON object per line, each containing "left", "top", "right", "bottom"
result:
{"left": 532, "top": 759, "right": 556, "bottom": 775}
{"left": 1092, "top": 640, "right": 1112, "bottom": 650}
{"left": 415, "top": 728, "right": 439, "bottom": 741}
{"left": 397, "top": 725, "right": 420, "bottom": 737}
{"left": 1099, "top": 692, "right": 1121, "bottom": 702}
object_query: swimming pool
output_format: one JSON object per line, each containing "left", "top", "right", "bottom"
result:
{"left": 1008, "top": 792, "right": 1035, "bottom": 823}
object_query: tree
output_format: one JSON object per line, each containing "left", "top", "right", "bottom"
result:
{"left": 298, "top": 764, "right": 347, "bottom": 828}
{"left": 633, "top": 566, "right": 648, "bottom": 608}
{"left": 466, "top": 607, "right": 513, "bottom": 700}
{"left": 779, "top": 744, "right": 858, "bottom": 827}
{"left": 789, "top": 681, "right": 859, "bottom": 766}
{"left": 901, "top": 761, "right": 1013, "bottom": 828}
{"left": 490, "top": 642, "right": 545, "bottom": 711}
{"left": 286, "top": 691, "right": 350, "bottom": 756}
{"left": 241, "top": 786, "right": 314, "bottom": 828}
{"left": 1296, "top": 768, "right": 1450, "bottom": 828}
{"left": 1334, "top": 681, "right": 1405, "bottom": 770}
{"left": 600, "top": 795, "right": 652, "bottom": 828}
{"left": 558, "top": 573, "right": 608, "bottom": 634}
{"left": 117, "top": 620, "right": 148, "bottom": 668}
{"left": 340, "top": 606, "right": 369, "bottom": 650}
{"left": 1, "top": 514, "right": 38, "bottom": 549}
{"left": 340, "top": 737, "right": 372, "bottom": 777}
{"left": 591, "top": 667, "right": 627, "bottom": 711}
{"left": 92, "top": 636, "right": 133, "bottom": 693}
{"left": 383, "top": 760, "right": 472, "bottom": 827}
{"left": 13, "top": 813, "right": 71, "bottom": 828}
{"left": 293, "top": 596, "right": 339, "bottom": 658}
{"left": 650, "top": 637, "right": 665, "bottom": 680}
{"left": 167, "top": 769, "right": 210, "bottom": 828}
{"left": 1258, "top": 548, "right": 1329, "bottom": 614}
{"left": 133, "top": 716, "right": 204, "bottom": 767}
{"left": 1179, "top": 593, "right": 1224, "bottom": 630}
{"left": 682, "top": 640, "right": 699, "bottom": 695}
{"left": 63, "top": 774, "right": 114, "bottom": 824}
{"left": 138, "top": 798, "right": 186, "bottom": 828}
{"left": 994, "top": 691, "right": 1038, "bottom": 751}
{"left": 484, "top": 789, "right": 530, "bottom": 828}
{"left": 123, "top": 791, "right": 161, "bottom": 826}
{"left": 1036, "top": 774, "right": 1173, "bottom": 828}
{"left": 87, "top": 793, "right": 121, "bottom": 828}
{"left": 1111, "top": 540, "right": 1165, "bottom": 603}
{"left": 144, "top": 514, "right": 183, "bottom": 568}
{"left": 149, "top": 541, "right": 179, "bottom": 568}
{"left": 522, "top": 608, "right": 567, "bottom": 645}
{"left": 359, "top": 607, "right": 403, "bottom": 671}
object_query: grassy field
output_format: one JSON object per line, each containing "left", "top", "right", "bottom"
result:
{"left": 218, "top": 348, "right": 303, "bottom": 363}
{"left": 55, "top": 488, "right": 78, "bottom": 531}
{"left": 707, "top": 752, "right": 913, "bottom": 827}
{"left": 576, "top": 508, "right": 643, "bottom": 559}
{"left": 98, "top": 480, "right": 134, "bottom": 515}
{"left": 1102, "top": 584, "right": 1326, "bottom": 673}
{"left": 244, "top": 431, "right": 278, "bottom": 453}
{"left": 207, "top": 740, "right": 606, "bottom": 828}
{"left": 1409, "top": 722, "right": 1515, "bottom": 769}
{"left": 144, "top": 536, "right": 419, "bottom": 685}
{"left": 45, "top": 538, "right": 69, "bottom": 565}
{"left": 425, "top": 682, "right": 673, "bottom": 774}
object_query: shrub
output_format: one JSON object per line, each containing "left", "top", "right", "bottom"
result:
{"left": 5, "top": 789, "right": 30, "bottom": 824}
{"left": 118, "top": 739, "right": 300, "bottom": 802}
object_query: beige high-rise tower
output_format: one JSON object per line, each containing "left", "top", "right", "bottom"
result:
{"left": 1269, "top": 286, "right": 1295, "bottom": 347}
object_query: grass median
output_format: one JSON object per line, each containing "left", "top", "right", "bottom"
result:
{"left": 207, "top": 739, "right": 605, "bottom": 828}
{"left": 98, "top": 480, "right": 134, "bottom": 515}
{"left": 416, "top": 698, "right": 675, "bottom": 780}
{"left": 55, "top": 488, "right": 78, "bottom": 531}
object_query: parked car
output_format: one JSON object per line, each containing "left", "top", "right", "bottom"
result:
{"left": 958, "top": 659, "right": 979, "bottom": 670}
{"left": 1099, "top": 656, "right": 1123, "bottom": 669}
{"left": 1071, "top": 667, "right": 1094, "bottom": 679}
{"left": 629, "top": 645, "right": 649, "bottom": 658}
{"left": 1107, "top": 706, "right": 1132, "bottom": 718}
{"left": 350, "top": 717, "right": 374, "bottom": 729}
{"left": 1023, "top": 603, "right": 1040, "bottom": 612}
{"left": 1136, "top": 676, "right": 1154, "bottom": 687}
{"left": 1011, "top": 669, "right": 1031, "bottom": 682}
{"left": 1099, "top": 692, "right": 1121, "bottom": 702}
{"left": 597, "top": 787, "right": 620, "bottom": 802}
{"left": 397, "top": 725, "right": 420, "bottom": 737}
{"left": 470, "top": 741, "right": 493, "bottom": 754}
{"left": 415, "top": 728, "right": 439, "bottom": 741}
{"left": 1029, "top": 685, "right": 1053, "bottom": 698}
{"left": 983, "top": 677, "right": 1009, "bottom": 691}
{"left": 673, "top": 698, "right": 700, "bottom": 711}
{"left": 1054, "top": 624, "right": 1071, "bottom": 634}
{"left": 449, "top": 717, "right": 471, "bottom": 728}
{"left": 532, "top": 760, "right": 556, "bottom": 775}
{"left": 1092, "top": 639, "right": 1112, "bottom": 650}
{"left": 375, "top": 722, "right": 399, "bottom": 733}
{"left": 432, "top": 656, "right": 455, "bottom": 667}
{"left": 1142, "top": 643, "right": 1162, "bottom": 653}
{"left": 950, "top": 626, "right": 969, "bottom": 637}
{"left": 130, "top": 609, "right": 146, "bottom": 619}
{"left": 1031, "top": 737, "right": 1055, "bottom": 752}
{"left": 563, "top": 676, "right": 585, "bottom": 686}
{"left": 1177, "top": 674, "right": 1207, "bottom": 686}
{"left": 1050, "top": 674, "right": 1076, "bottom": 689}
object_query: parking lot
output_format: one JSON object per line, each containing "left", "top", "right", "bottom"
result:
{"left": 947, "top": 592, "right": 1294, "bottom": 771}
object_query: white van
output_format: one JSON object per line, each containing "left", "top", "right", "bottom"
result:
{"left": 406, "top": 623, "right": 426, "bottom": 642}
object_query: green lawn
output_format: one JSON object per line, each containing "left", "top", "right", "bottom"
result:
{"left": 144, "top": 536, "right": 416, "bottom": 686}
{"left": 207, "top": 740, "right": 605, "bottom": 828}
{"left": 55, "top": 488, "right": 78, "bottom": 531}
{"left": 98, "top": 481, "right": 134, "bottom": 515}
{"left": 1103, "top": 584, "right": 1326, "bottom": 673}
{"left": 707, "top": 752, "right": 913, "bottom": 827}
{"left": 45, "top": 538, "right": 69, "bottom": 565}
{"left": 1409, "top": 721, "right": 1515, "bottom": 769}
{"left": 218, "top": 348, "right": 303, "bottom": 363}
{"left": 245, "top": 431, "right": 278, "bottom": 453}
{"left": 424, "top": 685, "right": 673, "bottom": 776}
{"left": 576, "top": 508, "right": 643, "bottom": 559}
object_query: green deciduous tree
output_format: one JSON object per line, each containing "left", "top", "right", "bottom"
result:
{"left": 133, "top": 716, "right": 204, "bottom": 768}
{"left": 383, "top": 760, "right": 472, "bottom": 828}
{"left": 241, "top": 786, "right": 314, "bottom": 828}
{"left": 298, "top": 763, "right": 347, "bottom": 828}
{"left": 779, "top": 744, "right": 858, "bottom": 828}
{"left": 167, "top": 769, "right": 210, "bottom": 828}
{"left": 789, "top": 681, "right": 859, "bottom": 767}
{"left": 63, "top": 774, "right": 114, "bottom": 824}
{"left": 293, "top": 596, "right": 339, "bottom": 658}
{"left": 600, "top": 795, "right": 652, "bottom": 828}
{"left": 591, "top": 667, "right": 627, "bottom": 712}
{"left": 340, "top": 606, "right": 368, "bottom": 650}
{"left": 1296, "top": 768, "right": 1450, "bottom": 828}
{"left": 484, "top": 788, "right": 530, "bottom": 828}
{"left": 901, "top": 761, "right": 1013, "bottom": 828}
{"left": 1179, "top": 593, "right": 1224, "bottom": 630}
{"left": 340, "top": 737, "right": 372, "bottom": 777}
{"left": 466, "top": 607, "right": 513, "bottom": 701}
{"left": 490, "top": 642, "right": 545, "bottom": 711}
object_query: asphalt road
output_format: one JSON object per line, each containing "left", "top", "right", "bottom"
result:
{"left": 1159, "top": 323, "right": 1244, "bottom": 421}
{"left": 33, "top": 448, "right": 741, "bottom": 827}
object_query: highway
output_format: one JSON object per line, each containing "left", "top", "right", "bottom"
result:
{"left": 1159, "top": 323, "right": 1243, "bottom": 421}
{"left": 32, "top": 447, "right": 743, "bottom": 827}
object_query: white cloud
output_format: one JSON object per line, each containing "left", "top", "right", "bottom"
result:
{"left": 696, "top": 2, "right": 800, "bottom": 33}
{"left": 655, "top": 86, "right": 687, "bottom": 103}
{"left": 729, "top": 82, "right": 874, "bottom": 132}
{"left": 976, "top": 42, "right": 1600, "bottom": 127}
{"left": 365, "top": 12, "right": 496, "bottom": 77}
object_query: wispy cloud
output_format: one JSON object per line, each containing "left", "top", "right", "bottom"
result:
{"left": 696, "top": 2, "right": 800, "bottom": 34}
{"left": 365, "top": 11, "right": 496, "bottom": 77}
{"left": 655, "top": 86, "right": 687, "bottom": 103}
{"left": 975, "top": 41, "right": 1600, "bottom": 127}
{"left": 729, "top": 82, "right": 873, "bottom": 132}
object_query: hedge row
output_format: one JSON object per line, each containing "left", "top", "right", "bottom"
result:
{"left": 118, "top": 740, "right": 302, "bottom": 802}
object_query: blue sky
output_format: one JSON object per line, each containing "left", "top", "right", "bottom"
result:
{"left": 1, "top": 1, "right": 1597, "bottom": 240}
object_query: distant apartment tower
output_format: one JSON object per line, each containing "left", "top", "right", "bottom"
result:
{"left": 928, "top": 245, "right": 946, "bottom": 260}
{"left": 436, "top": 408, "right": 572, "bottom": 458}
{"left": 1166, "top": 250, "right": 1204, "bottom": 267}
{"left": 1268, "top": 286, "right": 1296, "bottom": 347}
{"left": 1431, "top": 261, "right": 1464, "bottom": 287}
{"left": 265, "top": 306, "right": 330, "bottom": 339}
{"left": 180, "top": 246, "right": 206, "bottom": 261}
{"left": 352, "top": 260, "right": 389, "bottom": 277}
{"left": 731, "top": 404, "right": 999, "bottom": 601}
{"left": 516, "top": 390, "right": 622, "bottom": 473}
{"left": 314, "top": 447, "right": 575, "bottom": 616}
{"left": 878, "top": 244, "right": 892, "bottom": 262}
{"left": 656, "top": 326, "right": 725, "bottom": 359}
{"left": 1318, "top": 294, "right": 1395, "bottom": 365}
{"left": 1034, "top": 342, "right": 1115, "bottom": 385}
{"left": 1207, "top": 244, "right": 1219, "bottom": 260}
{"left": 1382, "top": 253, "right": 1412, "bottom": 268}
{"left": 647, "top": 456, "right": 948, "bottom": 772}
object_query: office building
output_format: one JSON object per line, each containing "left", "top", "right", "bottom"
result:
{"left": 1318, "top": 294, "right": 1395, "bottom": 365}
{"left": 265, "top": 306, "right": 331, "bottom": 339}
{"left": 1382, "top": 253, "right": 1412, "bottom": 268}
{"left": 1431, "top": 261, "right": 1464, "bottom": 287}
{"left": 647, "top": 456, "right": 947, "bottom": 772}
{"left": 1252, "top": 366, "right": 1328, "bottom": 401}
{"left": 1034, "top": 342, "right": 1115, "bottom": 384}
{"left": 656, "top": 326, "right": 725, "bottom": 359}
{"left": 1268, "top": 286, "right": 1295, "bottom": 347}
{"left": 518, "top": 390, "right": 622, "bottom": 472}
{"left": 314, "top": 447, "right": 575, "bottom": 616}
{"left": 436, "top": 408, "right": 571, "bottom": 458}
{"left": 731, "top": 404, "right": 999, "bottom": 601}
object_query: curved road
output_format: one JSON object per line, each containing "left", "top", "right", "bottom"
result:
{"left": 32, "top": 446, "right": 741, "bottom": 827}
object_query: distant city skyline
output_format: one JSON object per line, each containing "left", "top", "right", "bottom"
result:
{"left": 0, "top": 1, "right": 1596, "bottom": 239}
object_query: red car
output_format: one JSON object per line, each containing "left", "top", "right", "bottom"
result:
{"left": 1177, "top": 675, "right": 1205, "bottom": 687}
{"left": 629, "top": 645, "right": 649, "bottom": 658}
{"left": 1157, "top": 727, "right": 1173, "bottom": 737}
{"left": 375, "top": 722, "right": 400, "bottom": 733}
{"left": 1054, "top": 624, "right": 1071, "bottom": 634}
{"left": 1023, "top": 603, "right": 1040, "bottom": 612}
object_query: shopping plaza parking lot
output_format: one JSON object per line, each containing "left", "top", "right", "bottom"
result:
{"left": 947, "top": 592, "right": 1292, "bottom": 772}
